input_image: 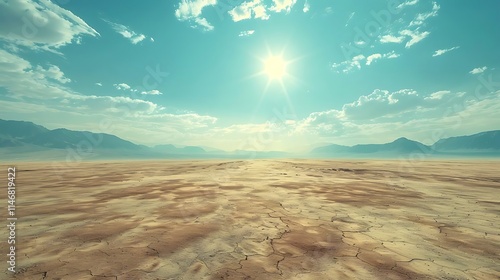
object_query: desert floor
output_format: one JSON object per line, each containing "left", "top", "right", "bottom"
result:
{"left": 1, "top": 159, "right": 499, "bottom": 279}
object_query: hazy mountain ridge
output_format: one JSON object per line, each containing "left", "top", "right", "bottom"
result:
{"left": 0, "top": 119, "right": 49, "bottom": 140}
{"left": 0, "top": 119, "right": 197, "bottom": 157}
{"left": 1, "top": 119, "right": 499, "bottom": 160}
{"left": 0, "top": 119, "right": 287, "bottom": 160}
{"left": 0, "top": 120, "right": 143, "bottom": 150}
{"left": 312, "top": 131, "right": 500, "bottom": 156}
{"left": 432, "top": 130, "right": 500, "bottom": 151}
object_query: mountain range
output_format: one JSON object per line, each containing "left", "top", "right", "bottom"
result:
{"left": 0, "top": 119, "right": 289, "bottom": 160}
{"left": 1, "top": 119, "right": 499, "bottom": 160}
{"left": 311, "top": 132, "right": 500, "bottom": 157}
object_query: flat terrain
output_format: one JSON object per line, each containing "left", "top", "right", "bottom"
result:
{"left": 1, "top": 160, "right": 499, "bottom": 279}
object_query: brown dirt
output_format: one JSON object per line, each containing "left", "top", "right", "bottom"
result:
{"left": 1, "top": 159, "right": 499, "bottom": 279}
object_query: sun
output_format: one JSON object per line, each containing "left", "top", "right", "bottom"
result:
{"left": 264, "top": 56, "right": 287, "bottom": 80}
{"left": 244, "top": 45, "right": 303, "bottom": 126}
{"left": 243, "top": 45, "right": 304, "bottom": 95}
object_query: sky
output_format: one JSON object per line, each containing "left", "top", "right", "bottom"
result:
{"left": 0, "top": 0, "right": 499, "bottom": 152}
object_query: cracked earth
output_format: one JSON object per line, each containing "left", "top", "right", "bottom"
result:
{"left": 1, "top": 160, "right": 499, "bottom": 279}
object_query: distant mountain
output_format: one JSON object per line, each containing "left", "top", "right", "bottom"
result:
{"left": 153, "top": 144, "right": 206, "bottom": 155}
{"left": 0, "top": 119, "right": 215, "bottom": 160}
{"left": 2, "top": 118, "right": 499, "bottom": 160}
{"left": 182, "top": 146, "right": 206, "bottom": 154}
{"left": 153, "top": 144, "right": 179, "bottom": 153}
{"left": 0, "top": 120, "right": 143, "bottom": 151}
{"left": 199, "top": 146, "right": 226, "bottom": 153}
{"left": 0, "top": 119, "right": 49, "bottom": 140}
{"left": 0, "top": 138, "right": 24, "bottom": 147}
{"left": 310, "top": 144, "right": 350, "bottom": 154}
{"left": 311, "top": 133, "right": 500, "bottom": 157}
{"left": 22, "top": 128, "right": 142, "bottom": 150}
{"left": 350, "top": 137, "right": 430, "bottom": 153}
{"left": 311, "top": 137, "right": 430, "bottom": 155}
{"left": 432, "top": 130, "right": 500, "bottom": 152}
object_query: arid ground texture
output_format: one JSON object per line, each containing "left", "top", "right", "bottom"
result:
{"left": 1, "top": 160, "right": 499, "bottom": 279}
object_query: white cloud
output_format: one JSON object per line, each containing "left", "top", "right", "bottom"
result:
{"left": 95, "top": 82, "right": 102, "bottom": 86}
{"left": 0, "top": 98, "right": 222, "bottom": 148}
{"left": 252, "top": 4, "right": 269, "bottom": 19}
{"left": 341, "top": 89, "right": 423, "bottom": 120}
{"left": 303, "top": 0, "right": 310, "bottom": 13}
{"left": 175, "top": 0, "right": 217, "bottom": 30}
{"left": 400, "top": 29, "right": 430, "bottom": 48}
{"left": 385, "top": 51, "right": 400, "bottom": 59}
{"left": 297, "top": 109, "right": 343, "bottom": 132}
{"left": 0, "top": 49, "right": 74, "bottom": 99}
{"left": 469, "top": 66, "right": 487, "bottom": 75}
{"left": 141, "top": 89, "right": 162, "bottom": 95}
{"left": 294, "top": 89, "right": 500, "bottom": 147}
{"left": 228, "top": 0, "right": 269, "bottom": 22}
{"left": 104, "top": 20, "right": 147, "bottom": 44}
{"left": 355, "top": 89, "right": 462, "bottom": 121}
{"left": 425, "top": 90, "right": 451, "bottom": 100}
{"left": 397, "top": 0, "right": 419, "bottom": 9}
{"left": 380, "top": 34, "right": 405, "bottom": 44}
{"left": 333, "top": 52, "right": 399, "bottom": 73}
{"left": 225, "top": 0, "right": 300, "bottom": 22}
{"left": 270, "top": 0, "right": 297, "bottom": 13}
{"left": 238, "top": 30, "right": 255, "bottom": 37}
{"left": 376, "top": 2, "right": 437, "bottom": 50}
{"left": 297, "top": 87, "right": 469, "bottom": 139}
{"left": 0, "top": 49, "right": 227, "bottom": 148}
{"left": 410, "top": 2, "right": 440, "bottom": 26}
{"left": 193, "top": 18, "right": 214, "bottom": 31}
{"left": 175, "top": 0, "right": 216, "bottom": 20}
{"left": 332, "top": 54, "right": 365, "bottom": 73}
{"left": 34, "top": 64, "right": 71, "bottom": 83}
{"left": 6, "top": 86, "right": 499, "bottom": 151}
{"left": 228, "top": 3, "right": 252, "bottom": 21}
{"left": 114, "top": 83, "right": 131, "bottom": 90}
{"left": 0, "top": 0, "right": 99, "bottom": 51}
{"left": 131, "top": 34, "right": 146, "bottom": 44}
{"left": 345, "top": 12, "right": 355, "bottom": 27}
{"left": 140, "top": 113, "right": 217, "bottom": 129}
{"left": 75, "top": 95, "right": 158, "bottom": 114}
{"left": 0, "top": 49, "right": 165, "bottom": 120}
{"left": 432, "top": 46, "right": 459, "bottom": 57}
{"left": 366, "top": 54, "right": 382, "bottom": 66}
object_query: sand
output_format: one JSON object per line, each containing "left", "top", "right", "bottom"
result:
{"left": 1, "top": 159, "right": 499, "bottom": 279}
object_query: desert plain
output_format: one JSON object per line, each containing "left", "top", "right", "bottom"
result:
{"left": 1, "top": 159, "right": 499, "bottom": 280}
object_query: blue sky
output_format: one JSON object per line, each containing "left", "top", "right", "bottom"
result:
{"left": 1, "top": 0, "right": 499, "bottom": 152}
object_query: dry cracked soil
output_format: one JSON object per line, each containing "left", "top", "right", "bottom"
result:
{"left": 1, "top": 159, "right": 499, "bottom": 279}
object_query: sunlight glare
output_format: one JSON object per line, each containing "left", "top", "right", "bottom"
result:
{"left": 264, "top": 56, "right": 287, "bottom": 80}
